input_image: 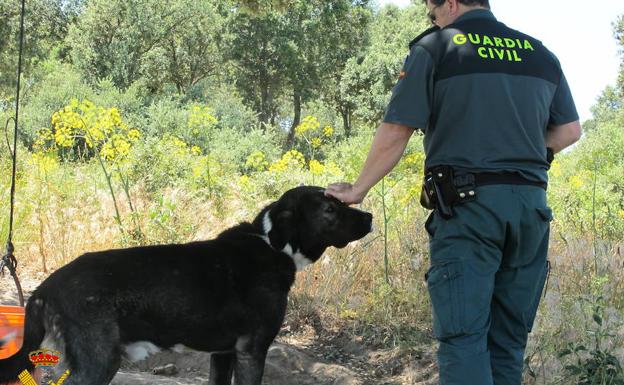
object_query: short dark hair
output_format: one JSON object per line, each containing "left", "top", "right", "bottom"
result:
{"left": 425, "top": 0, "right": 490, "bottom": 8}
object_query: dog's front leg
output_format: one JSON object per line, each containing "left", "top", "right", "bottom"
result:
{"left": 233, "top": 350, "right": 267, "bottom": 385}
{"left": 209, "top": 352, "right": 235, "bottom": 385}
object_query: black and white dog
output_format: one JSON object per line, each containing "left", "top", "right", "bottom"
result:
{"left": 0, "top": 186, "right": 373, "bottom": 385}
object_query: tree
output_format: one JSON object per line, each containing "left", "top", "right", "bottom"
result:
{"left": 585, "top": 86, "right": 622, "bottom": 132}
{"left": 285, "top": 0, "right": 371, "bottom": 142}
{"left": 67, "top": 0, "right": 226, "bottom": 92}
{"left": 228, "top": 0, "right": 372, "bottom": 142}
{"left": 338, "top": 4, "right": 429, "bottom": 128}
{"left": 228, "top": 10, "right": 289, "bottom": 126}
{"left": 614, "top": 14, "right": 624, "bottom": 94}
{"left": 317, "top": 1, "right": 372, "bottom": 137}
{"left": 0, "top": 0, "right": 79, "bottom": 102}
{"left": 235, "top": 0, "right": 293, "bottom": 13}
{"left": 585, "top": 12, "right": 624, "bottom": 131}
{"left": 141, "top": 1, "right": 228, "bottom": 94}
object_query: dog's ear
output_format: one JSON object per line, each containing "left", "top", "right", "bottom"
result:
{"left": 268, "top": 210, "right": 295, "bottom": 250}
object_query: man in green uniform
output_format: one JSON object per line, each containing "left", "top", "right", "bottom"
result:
{"left": 325, "top": 0, "right": 581, "bottom": 384}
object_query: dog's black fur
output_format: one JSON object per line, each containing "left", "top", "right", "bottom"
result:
{"left": 0, "top": 186, "right": 372, "bottom": 385}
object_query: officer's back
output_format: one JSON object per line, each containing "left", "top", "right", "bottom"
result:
{"left": 392, "top": 9, "right": 577, "bottom": 183}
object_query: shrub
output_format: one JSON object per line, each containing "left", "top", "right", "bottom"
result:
{"left": 20, "top": 62, "right": 93, "bottom": 144}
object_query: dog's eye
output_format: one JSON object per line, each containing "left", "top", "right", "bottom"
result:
{"left": 325, "top": 205, "right": 335, "bottom": 214}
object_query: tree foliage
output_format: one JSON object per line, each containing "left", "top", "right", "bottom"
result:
{"left": 614, "top": 14, "right": 624, "bottom": 94}
{"left": 339, "top": 5, "right": 429, "bottom": 127}
{"left": 0, "top": 0, "right": 79, "bottom": 102}
{"left": 67, "top": 0, "right": 226, "bottom": 92}
{"left": 550, "top": 12, "right": 624, "bottom": 241}
{"left": 1, "top": 0, "right": 435, "bottom": 142}
{"left": 228, "top": 0, "right": 372, "bottom": 136}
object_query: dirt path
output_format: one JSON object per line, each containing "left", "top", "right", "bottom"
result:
{"left": 112, "top": 341, "right": 361, "bottom": 385}
{"left": 110, "top": 332, "right": 439, "bottom": 385}
{"left": 1, "top": 274, "right": 438, "bottom": 385}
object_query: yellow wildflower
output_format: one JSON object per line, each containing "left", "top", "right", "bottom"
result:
{"left": 128, "top": 129, "right": 141, "bottom": 141}
{"left": 269, "top": 150, "right": 305, "bottom": 172}
{"left": 309, "top": 160, "right": 325, "bottom": 175}
{"left": 41, "top": 99, "right": 140, "bottom": 165}
{"left": 31, "top": 152, "right": 58, "bottom": 173}
{"left": 295, "top": 116, "right": 320, "bottom": 135}
{"left": 549, "top": 159, "right": 562, "bottom": 178}
{"left": 188, "top": 105, "right": 218, "bottom": 131}
{"left": 100, "top": 142, "right": 115, "bottom": 161}
{"left": 569, "top": 175, "right": 584, "bottom": 189}
{"left": 403, "top": 152, "right": 424, "bottom": 166}
{"left": 311, "top": 138, "right": 322, "bottom": 148}
{"left": 324, "top": 161, "right": 343, "bottom": 177}
{"left": 239, "top": 174, "right": 251, "bottom": 188}
{"left": 245, "top": 151, "right": 268, "bottom": 171}
{"left": 340, "top": 309, "right": 358, "bottom": 320}
{"left": 172, "top": 137, "right": 188, "bottom": 148}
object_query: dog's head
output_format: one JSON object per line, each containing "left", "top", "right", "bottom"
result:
{"left": 254, "top": 186, "right": 373, "bottom": 270}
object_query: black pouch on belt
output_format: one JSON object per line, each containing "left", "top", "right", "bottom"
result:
{"left": 420, "top": 177, "right": 436, "bottom": 210}
{"left": 421, "top": 166, "right": 456, "bottom": 219}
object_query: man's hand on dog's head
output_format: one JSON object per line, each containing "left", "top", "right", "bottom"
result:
{"left": 325, "top": 182, "right": 367, "bottom": 205}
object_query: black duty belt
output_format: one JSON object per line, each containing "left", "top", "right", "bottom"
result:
{"left": 472, "top": 172, "right": 547, "bottom": 190}
{"left": 420, "top": 166, "right": 547, "bottom": 219}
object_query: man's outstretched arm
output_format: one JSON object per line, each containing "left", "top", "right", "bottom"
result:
{"left": 325, "top": 122, "right": 414, "bottom": 204}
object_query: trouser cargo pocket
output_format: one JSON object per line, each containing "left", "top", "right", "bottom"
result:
{"left": 426, "top": 260, "right": 465, "bottom": 339}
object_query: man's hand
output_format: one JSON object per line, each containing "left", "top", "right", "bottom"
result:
{"left": 325, "top": 182, "right": 367, "bottom": 205}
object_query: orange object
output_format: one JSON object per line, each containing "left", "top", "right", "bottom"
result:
{"left": 0, "top": 305, "right": 25, "bottom": 360}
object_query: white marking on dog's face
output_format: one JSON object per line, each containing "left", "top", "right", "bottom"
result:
{"left": 258, "top": 211, "right": 272, "bottom": 244}
{"left": 263, "top": 211, "right": 272, "bottom": 235}
{"left": 124, "top": 341, "right": 162, "bottom": 362}
{"left": 282, "top": 243, "right": 312, "bottom": 271}
{"left": 261, "top": 208, "right": 312, "bottom": 270}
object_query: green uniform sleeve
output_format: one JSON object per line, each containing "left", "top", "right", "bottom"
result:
{"left": 383, "top": 46, "right": 435, "bottom": 130}
{"left": 549, "top": 71, "right": 579, "bottom": 125}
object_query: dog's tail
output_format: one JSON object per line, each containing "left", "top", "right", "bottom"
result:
{"left": 0, "top": 296, "right": 46, "bottom": 384}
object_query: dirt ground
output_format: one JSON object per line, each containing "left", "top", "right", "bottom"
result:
{"left": 1, "top": 273, "right": 438, "bottom": 385}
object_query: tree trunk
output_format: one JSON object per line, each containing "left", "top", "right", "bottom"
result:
{"left": 260, "top": 84, "right": 270, "bottom": 124}
{"left": 341, "top": 105, "right": 352, "bottom": 137}
{"left": 258, "top": 71, "right": 276, "bottom": 125}
{"left": 285, "top": 89, "right": 302, "bottom": 149}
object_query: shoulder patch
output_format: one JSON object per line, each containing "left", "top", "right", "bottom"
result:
{"left": 409, "top": 26, "right": 440, "bottom": 49}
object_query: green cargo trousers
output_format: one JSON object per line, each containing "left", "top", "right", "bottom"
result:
{"left": 424, "top": 184, "right": 552, "bottom": 385}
